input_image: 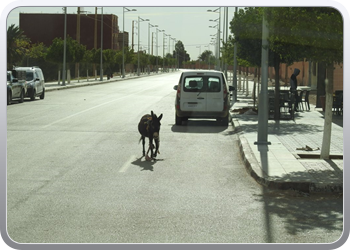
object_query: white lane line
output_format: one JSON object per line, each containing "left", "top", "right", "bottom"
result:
{"left": 42, "top": 85, "right": 158, "bottom": 129}
{"left": 119, "top": 155, "right": 136, "bottom": 173}
{"left": 42, "top": 98, "right": 120, "bottom": 129}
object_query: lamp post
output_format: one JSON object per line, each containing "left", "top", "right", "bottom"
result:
{"left": 171, "top": 37, "right": 176, "bottom": 70}
{"left": 100, "top": 7, "right": 103, "bottom": 81}
{"left": 209, "top": 25, "right": 218, "bottom": 69}
{"left": 62, "top": 7, "right": 67, "bottom": 86}
{"left": 137, "top": 16, "right": 149, "bottom": 76}
{"left": 122, "top": 7, "right": 136, "bottom": 78}
{"left": 148, "top": 23, "right": 158, "bottom": 74}
{"left": 163, "top": 33, "right": 170, "bottom": 72}
{"left": 156, "top": 28, "right": 164, "bottom": 73}
{"left": 208, "top": 7, "right": 221, "bottom": 71}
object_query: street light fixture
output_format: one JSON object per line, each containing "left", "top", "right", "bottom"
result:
{"left": 163, "top": 33, "right": 170, "bottom": 72}
{"left": 138, "top": 16, "right": 149, "bottom": 76}
{"left": 156, "top": 28, "right": 164, "bottom": 73}
{"left": 148, "top": 23, "right": 158, "bottom": 74}
{"left": 208, "top": 7, "right": 221, "bottom": 70}
{"left": 122, "top": 7, "right": 136, "bottom": 78}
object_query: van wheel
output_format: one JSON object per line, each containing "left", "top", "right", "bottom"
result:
{"left": 19, "top": 89, "right": 24, "bottom": 103}
{"left": 7, "top": 92, "right": 11, "bottom": 105}
{"left": 175, "top": 114, "right": 182, "bottom": 125}
{"left": 40, "top": 88, "right": 45, "bottom": 99}
{"left": 30, "top": 89, "right": 36, "bottom": 101}
{"left": 217, "top": 115, "right": 229, "bottom": 126}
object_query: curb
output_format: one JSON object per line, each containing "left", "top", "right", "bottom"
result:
{"left": 232, "top": 115, "right": 343, "bottom": 194}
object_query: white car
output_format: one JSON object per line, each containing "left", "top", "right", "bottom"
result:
{"left": 173, "top": 70, "right": 234, "bottom": 125}
{"left": 15, "top": 66, "right": 45, "bottom": 101}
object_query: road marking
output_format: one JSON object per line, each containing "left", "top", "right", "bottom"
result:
{"left": 119, "top": 155, "right": 136, "bottom": 173}
{"left": 42, "top": 85, "right": 158, "bottom": 129}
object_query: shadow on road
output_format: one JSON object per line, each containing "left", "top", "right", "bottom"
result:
{"left": 131, "top": 157, "right": 165, "bottom": 171}
{"left": 171, "top": 120, "right": 228, "bottom": 134}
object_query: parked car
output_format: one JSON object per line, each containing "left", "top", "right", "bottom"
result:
{"left": 173, "top": 70, "right": 234, "bottom": 125}
{"left": 15, "top": 66, "right": 45, "bottom": 100}
{"left": 7, "top": 70, "right": 27, "bottom": 105}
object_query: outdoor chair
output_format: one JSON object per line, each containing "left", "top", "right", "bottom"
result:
{"left": 300, "top": 90, "right": 310, "bottom": 110}
{"left": 297, "top": 90, "right": 305, "bottom": 111}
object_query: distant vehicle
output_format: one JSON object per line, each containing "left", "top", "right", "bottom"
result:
{"left": 173, "top": 70, "right": 234, "bottom": 125}
{"left": 15, "top": 66, "right": 45, "bottom": 100}
{"left": 7, "top": 70, "right": 27, "bottom": 105}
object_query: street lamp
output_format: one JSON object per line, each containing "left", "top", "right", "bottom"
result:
{"left": 138, "top": 16, "right": 149, "bottom": 76}
{"left": 208, "top": 7, "right": 221, "bottom": 70}
{"left": 163, "top": 33, "right": 170, "bottom": 72}
{"left": 156, "top": 28, "right": 164, "bottom": 73}
{"left": 148, "top": 23, "right": 158, "bottom": 74}
{"left": 171, "top": 37, "right": 177, "bottom": 70}
{"left": 122, "top": 7, "right": 136, "bottom": 78}
{"left": 62, "top": 7, "right": 67, "bottom": 86}
{"left": 100, "top": 7, "right": 103, "bottom": 81}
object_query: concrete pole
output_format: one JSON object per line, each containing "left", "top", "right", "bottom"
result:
{"left": 255, "top": 11, "right": 270, "bottom": 145}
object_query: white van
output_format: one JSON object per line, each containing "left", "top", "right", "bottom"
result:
{"left": 173, "top": 70, "right": 234, "bottom": 125}
{"left": 15, "top": 66, "right": 45, "bottom": 101}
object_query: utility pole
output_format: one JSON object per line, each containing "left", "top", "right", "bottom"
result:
{"left": 233, "top": 7, "right": 238, "bottom": 103}
{"left": 75, "top": 7, "right": 81, "bottom": 80}
{"left": 255, "top": 10, "right": 270, "bottom": 145}
{"left": 100, "top": 7, "right": 103, "bottom": 81}
{"left": 62, "top": 7, "right": 67, "bottom": 86}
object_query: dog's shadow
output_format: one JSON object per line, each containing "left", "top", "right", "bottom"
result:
{"left": 131, "top": 157, "right": 164, "bottom": 171}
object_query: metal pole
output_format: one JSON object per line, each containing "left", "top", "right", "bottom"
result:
{"left": 255, "top": 10, "right": 270, "bottom": 145}
{"left": 122, "top": 8, "right": 125, "bottom": 78}
{"left": 232, "top": 7, "right": 238, "bottom": 102}
{"left": 100, "top": 7, "right": 103, "bottom": 81}
{"left": 137, "top": 17, "right": 140, "bottom": 76}
{"left": 62, "top": 7, "right": 67, "bottom": 86}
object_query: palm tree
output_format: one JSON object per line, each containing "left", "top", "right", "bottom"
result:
{"left": 7, "top": 24, "right": 29, "bottom": 69}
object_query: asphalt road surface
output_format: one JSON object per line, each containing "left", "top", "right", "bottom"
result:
{"left": 6, "top": 71, "right": 343, "bottom": 244}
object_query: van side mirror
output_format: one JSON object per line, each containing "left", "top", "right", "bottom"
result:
{"left": 173, "top": 85, "right": 178, "bottom": 90}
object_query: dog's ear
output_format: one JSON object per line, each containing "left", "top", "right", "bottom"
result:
{"left": 158, "top": 114, "right": 163, "bottom": 121}
{"left": 151, "top": 111, "right": 154, "bottom": 117}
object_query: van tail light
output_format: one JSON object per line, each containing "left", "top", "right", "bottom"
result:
{"left": 177, "top": 83, "right": 181, "bottom": 98}
{"left": 223, "top": 83, "right": 228, "bottom": 99}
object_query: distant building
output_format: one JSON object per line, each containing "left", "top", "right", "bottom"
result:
{"left": 19, "top": 13, "right": 128, "bottom": 51}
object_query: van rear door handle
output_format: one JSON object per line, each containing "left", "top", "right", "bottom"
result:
{"left": 197, "top": 97, "right": 205, "bottom": 100}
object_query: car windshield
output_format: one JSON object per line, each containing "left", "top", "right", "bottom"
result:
{"left": 26, "top": 72, "right": 34, "bottom": 81}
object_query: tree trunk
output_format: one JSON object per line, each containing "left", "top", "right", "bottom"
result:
{"left": 320, "top": 64, "right": 334, "bottom": 159}
{"left": 316, "top": 62, "right": 326, "bottom": 108}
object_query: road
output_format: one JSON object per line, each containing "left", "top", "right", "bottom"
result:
{"left": 6, "top": 71, "right": 343, "bottom": 244}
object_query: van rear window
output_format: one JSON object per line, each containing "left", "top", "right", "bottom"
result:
{"left": 183, "top": 76, "right": 221, "bottom": 92}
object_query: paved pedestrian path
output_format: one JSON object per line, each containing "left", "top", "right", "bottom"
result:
{"left": 230, "top": 80, "right": 343, "bottom": 194}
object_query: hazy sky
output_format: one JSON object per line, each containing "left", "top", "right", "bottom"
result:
{"left": 6, "top": 6, "right": 236, "bottom": 60}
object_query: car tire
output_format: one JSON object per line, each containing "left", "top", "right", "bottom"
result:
{"left": 19, "top": 89, "right": 24, "bottom": 103}
{"left": 175, "top": 114, "right": 182, "bottom": 125}
{"left": 217, "top": 114, "right": 229, "bottom": 126}
{"left": 7, "top": 92, "right": 11, "bottom": 105}
{"left": 30, "top": 89, "right": 36, "bottom": 101}
{"left": 40, "top": 88, "right": 45, "bottom": 99}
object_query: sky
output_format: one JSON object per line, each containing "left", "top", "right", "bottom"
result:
{"left": 5, "top": 5, "right": 237, "bottom": 60}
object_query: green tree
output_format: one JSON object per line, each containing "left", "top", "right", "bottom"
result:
{"left": 7, "top": 24, "right": 30, "bottom": 69}
{"left": 174, "top": 41, "right": 190, "bottom": 68}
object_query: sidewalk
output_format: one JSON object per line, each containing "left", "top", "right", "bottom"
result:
{"left": 230, "top": 82, "right": 343, "bottom": 194}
